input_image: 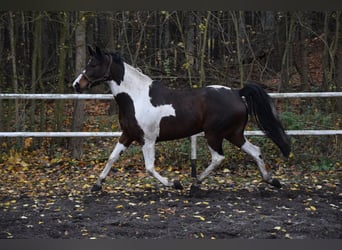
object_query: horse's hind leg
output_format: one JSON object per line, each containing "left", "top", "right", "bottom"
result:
{"left": 92, "top": 134, "right": 132, "bottom": 191}
{"left": 237, "top": 137, "right": 281, "bottom": 188}
{"left": 197, "top": 135, "right": 225, "bottom": 182}
{"left": 189, "top": 135, "right": 224, "bottom": 195}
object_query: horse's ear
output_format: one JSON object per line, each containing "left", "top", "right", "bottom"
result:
{"left": 88, "top": 46, "right": 95, "bottom": 56}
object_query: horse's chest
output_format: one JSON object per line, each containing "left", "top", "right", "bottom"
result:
{"left": 134, "top": 98, "right": 175, "bottom": 138}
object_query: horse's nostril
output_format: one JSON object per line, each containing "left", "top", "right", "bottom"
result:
{"left": 74, "top": 82, "right": 82, "bottom": 93}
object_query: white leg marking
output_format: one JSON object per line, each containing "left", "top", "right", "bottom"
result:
{"left": 190, "top": 135, "right": 197, "bottom": 160}
{"left": 72, "top": 71, "right": 84, "bottom": 88}
{"left": 142, "top": 140, "right": 172, "bottom": 186}
{"left": 98, "top": 142, "right": 127, "bottom": 181}
{"left": 198, "top": 146, "right": 225, "bottom": 181}
{"left": 241, "top": 139, "right": 271, "bottom": 182}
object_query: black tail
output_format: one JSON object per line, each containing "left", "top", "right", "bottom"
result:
{"left": 239, "top": 81, "right": 291, "bottom": 157}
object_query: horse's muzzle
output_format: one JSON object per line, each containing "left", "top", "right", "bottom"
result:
{"left": 73, "top": 82, "right": 82, "bottom": 93}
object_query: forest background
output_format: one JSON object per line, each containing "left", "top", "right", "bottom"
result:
{"left": 0, "top": 10, "right": 341, "bottom": 172}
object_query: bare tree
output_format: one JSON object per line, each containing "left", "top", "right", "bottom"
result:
{"left": 231, "top": 11, "right": 246, "bottom": 87}
{"left": 175, "top": 11, "right": 194, "bottom": 87}
{"left": 295, "top": 12, "right": 310, "bottom": 89}
{"left": 199, "top": 11, "right": 211, "bottom": 87}
{"left": 70, "top": 11, "right": 87, "bottom": 159}
{"left": 8, "top": 11, "right": 21, "bottom": 147}
{"left": 280, "top": 12, "right": 296, "bottom": 91}
{"left": 30, "top": 11, "right": 43, "bottom": 148}
{"left": 51, "top": 11, "right": 68, "bottom": 150}
{"left": 322, "top": 11, "right": 340, "bottom": 91}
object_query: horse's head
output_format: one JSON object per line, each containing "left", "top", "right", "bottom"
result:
{"left": 72, "top": 46, "right": 124, "bottom": 93}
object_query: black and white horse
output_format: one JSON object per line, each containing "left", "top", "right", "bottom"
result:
{"left": 72, "top": 46, "right": 291, "bottom": 192}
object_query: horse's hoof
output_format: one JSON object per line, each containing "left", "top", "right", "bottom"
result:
{"left": 189, "top": 184, "right": 202, "bottom": 197}
{"left": 91, "top": 183, "right": 102, "bottom": 192}
{"left": 173, "top": 180, "right": 183, "bottom": 190}
{"left": 270, "top": 178, "right": 282, "bottom": 189}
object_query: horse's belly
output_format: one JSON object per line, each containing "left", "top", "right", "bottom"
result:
{"left": 156, "top": 116, "right": 202, "bottom": 141}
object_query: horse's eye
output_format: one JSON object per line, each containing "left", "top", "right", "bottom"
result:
{"left": 90, "top": 64, "right": 97, "bottom": 68}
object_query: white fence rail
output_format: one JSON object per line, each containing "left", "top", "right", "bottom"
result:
{"left": 0, "top": 130, "right": 341, "bottom": 137}
{"left": 0, "top": 92, "right": 341, "bottom": 138}
{"left": 1, "top": 92, "right": 342, "bottom": 100}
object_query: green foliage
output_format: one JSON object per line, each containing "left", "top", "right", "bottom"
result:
{"left": 162, "top": 58, "right": 171, "bottom": 77}
{"left": 280, "top": 111, "right": 305, "bottom": 130}
{"left": 311, "top": 158, "right": 336, "bottom": 171}
{"left": 279, "top": 106, "right": 336, "bottom": 130}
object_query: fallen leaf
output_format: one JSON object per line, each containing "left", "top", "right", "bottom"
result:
{"left": 310, "top": 206, "right": 317, "bottom": 211}
{"left": 193, "top": 215, "right": 206, "bottom": 221}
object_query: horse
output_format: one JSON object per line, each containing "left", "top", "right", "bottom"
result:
{"left": 72, "top": 46, "right": 291, "bottom": 193}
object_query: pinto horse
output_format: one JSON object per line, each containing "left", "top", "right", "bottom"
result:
{"left": 72, "top": 46, "right": 291, "bottom": 192}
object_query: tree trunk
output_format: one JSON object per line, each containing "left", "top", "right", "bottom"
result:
{"left": 30, "top": 11, "right": 42, "bottom": 148}
{"left": 322, "top": 11, "right": 330, "bottom": 91}
{"left": 185, "top": 12, "right": 195, "bottom": 78}
{"left": 280, "top": 12, "right": 296, "bottom": 92}
{"left": 322, "top": 11, "right": 340, "bottom": 92}
{"left": 329, "top": 10, "right": 340, "bottom": 93}
{"left": 122, "top": 11, "right": 134, "bottom": 64}
{"left": 8, "top": 11, "right": 21, "bottom": 147}
{"left": 0, "top": 17, "right": 4, "bottom": 145}
{"left": 70, "top": 11, "right": 87, "bottom": 160}
{"left": 336, "top": 42, "right": 342, "bottom": 154}
{"left": 231, "top": 11, "right": 245, "bottom": 87}
{"left": 54, "top": 11, "right": 68, "bottom": 148}
{"left": 199, "top": 11, "right": 211, "bottom": 87}
{"left": 336, "top": 47, "right": 342, "bottom": 108}
{"left": 98, "top": 11, "right": 115, "bottom": 50}
{"left": 296, "top": 12, "right": 310, "bottom": 90}
{"left": 175, "top": 12, "right": 193, "bottom": 87}
{"left": 333, "top": 11, "right": 341, "bottom": 113}
{"left": 100, "top": 11, "right": 117, "bottom": 116}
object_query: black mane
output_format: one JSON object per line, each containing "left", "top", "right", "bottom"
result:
{"left": 107, "top": 52, "right": 125, "bottom": 84}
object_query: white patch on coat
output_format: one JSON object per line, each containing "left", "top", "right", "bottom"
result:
{"left": 207, "top": 85, "right": 231, "bottom": 90}
{"left": 72, "top": 70, "right": 85, "bottom": 87}
{"left": 107, "top": 63, "right": 176, "bottom": 141}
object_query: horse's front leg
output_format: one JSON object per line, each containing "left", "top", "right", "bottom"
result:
{"left": 92, "top": 135, "right": 132, "bottom": 191}
{"left": 142, "top": 139, "right": 183, "bottom": 189}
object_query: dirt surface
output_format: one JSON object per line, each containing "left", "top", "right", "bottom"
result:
{"left": 0, "top": 182, "right": 340, "bottom": 239}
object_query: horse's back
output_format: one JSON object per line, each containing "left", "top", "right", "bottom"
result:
{"left": 156, "top": 83, "right": 247, "bottom": 141}
{"left": 202, "top": 85, "right": 247, "bottom": 135}
{"left": 204, "top": 85, "right": 245, "bottom": 113}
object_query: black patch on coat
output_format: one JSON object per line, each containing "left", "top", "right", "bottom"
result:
{"left": 149, "top": 80, "right": 175, "bottom": 106}
{"left": 109, "top": 52, "right": 125, "bottom": 85}
{"left": 115, "top": 93, "right": 144, "bottom": 144}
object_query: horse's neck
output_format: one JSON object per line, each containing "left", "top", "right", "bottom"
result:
{"left": 109, "top": 63, "right": 152, "bottom": 97}
{"left": 124, "top": 63, "right": 152, "bottom": 84}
